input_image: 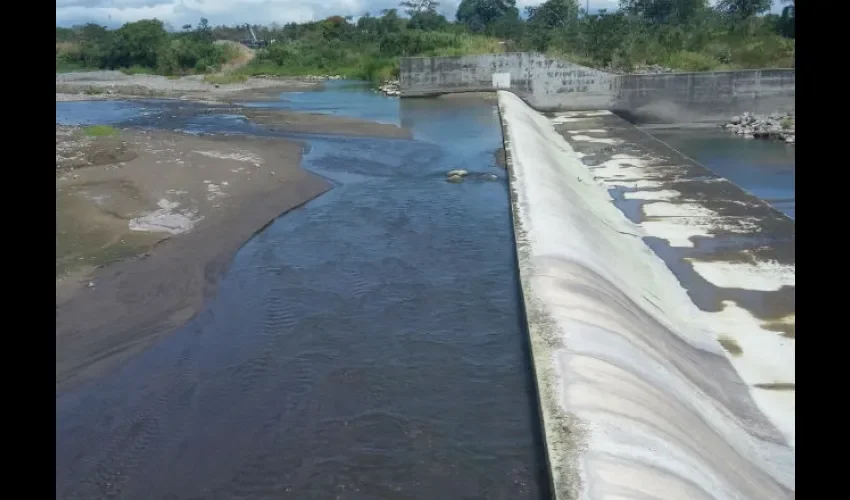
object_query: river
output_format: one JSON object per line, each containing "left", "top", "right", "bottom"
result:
{"left": 647, "top": 127, "right": 796, "bottom": 219}
{"left": 56, "top": 83, "right": 549, "bottom": 499}
{"left": 55, "top": 84, "right": 795, "bottom": 499}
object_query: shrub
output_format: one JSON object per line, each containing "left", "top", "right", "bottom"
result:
{"left": 662, "top": 50, "right": 722, "bottom": 71}
{"left": 83, "top": 125, "right": 119, "bottom": 137}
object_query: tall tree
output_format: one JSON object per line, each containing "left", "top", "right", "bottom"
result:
{"left": 110, "top": 19, "right": 169, "bottom": 68}
{"left": 456, "top": 0, "right": 518, "bottom": 32}
{"left": 399, "top": 0, "right": 440, "bottom": 17}
{"left": 527, "top": 0, "right": 580, "bottom": 30}
{"left": 619, "top": 0, "right": 708, "bottom": 24}
{"left": 778, "top": 0, "right": 795, "bottom": 38}
{"left": 717, "top": 0, "right": 771, "bottom": 19}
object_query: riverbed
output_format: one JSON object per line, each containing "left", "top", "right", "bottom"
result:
{"left": 646, "top": 128, "right": 796, "bottom": 219}
{"left": 56, "top": 83, "right": 549, "bottom": 499}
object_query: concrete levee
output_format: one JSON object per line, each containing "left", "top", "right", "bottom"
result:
{"left": 616, "top": 69, "right": 796, "bottom": 123}
{"left": 400, "top": 53, "right": 618, "bottom": 110}
{"left": 497, "top": 90, "right": 794, "bottom": 499}
{"left": 400, "top": 53, "right": 794, "bottom": 123}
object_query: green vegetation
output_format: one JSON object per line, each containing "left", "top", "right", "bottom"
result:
{"left": 204, "top": 73, "right": 249, "bottom": 84}
{"left": 83, "top": 125, "right": 119, "bottom": 137}
{"left": 234, "top": 24, "right": 502, "bottom": 83}
{"left": 56, "top": 18, "right": 239, "bottom": 76}
{"left": 56, "top": 0, "right": 794, "bottom": 81}
{"left": 119, "top": 65, "right": 156, "bottom": 75}
{"left": 520, "top": 0, "right": 795, "bottom": 71}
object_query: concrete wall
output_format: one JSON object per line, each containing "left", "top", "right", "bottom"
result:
{"left": 400, "top": 53, "right": 618, "bottom": 111}
{"left": 400, "top": 53, "right": 795, "bottom": 123}
{"left": 616, "top": 69, "right": 796, "bottom": 123}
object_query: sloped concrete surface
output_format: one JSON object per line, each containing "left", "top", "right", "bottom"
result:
{"left": 497, "top": 91, "right": 794, "bottom": 500}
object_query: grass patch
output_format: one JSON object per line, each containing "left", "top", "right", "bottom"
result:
{"left": 120, "top": 65, "right": 156, "bottom": 75}
{"left": 780, "top": 117, "right": 794, "bottom": 130}
{"left": 56, "top": 61, "right": 88, "bottom": 73}
{"left": 661, "top": 51, "right": 723, "bottom": 72}
{"left": 204, "top": 73, "right": 249, "bottom": 85}
{"left": 237, "top": 61, "right": 356, "bottom": 78}
{"left": 83, "top": 125, "right": 120, "bottom": 137}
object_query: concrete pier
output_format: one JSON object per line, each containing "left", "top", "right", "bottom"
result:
{"left": 497, "top": 91, "right": 794, "bottom": 499}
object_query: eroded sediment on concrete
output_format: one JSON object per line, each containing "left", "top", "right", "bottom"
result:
{"left": 497, "top": 90, "right": 794, "bottom": 499}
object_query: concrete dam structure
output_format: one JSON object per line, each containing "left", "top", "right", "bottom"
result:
{"left": 401, "top": 55, "right": 796, "bottom": 499}
{"left": 400, "top": 52, "right": 795, "bottom": 123}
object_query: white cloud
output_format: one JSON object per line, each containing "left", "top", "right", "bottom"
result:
{"left": 56, "top": 0, "right": 786, "bottom": 28}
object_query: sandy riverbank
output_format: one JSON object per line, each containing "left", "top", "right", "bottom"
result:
{"left": 56, "top": 103, "right": 408, "bottom": 392}
{"left": 56, "top": 70, "right": 322, "bottom": 103}
{"left": 56, "top": 124, "right": 329, "bottom": 391}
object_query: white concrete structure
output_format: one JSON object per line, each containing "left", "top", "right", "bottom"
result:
{"left": 497, "top": 91, "right": 794, "bottom": 500}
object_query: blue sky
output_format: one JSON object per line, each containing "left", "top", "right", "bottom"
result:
{"left": 56, "top": 0, "right": 788, "bottom": 30}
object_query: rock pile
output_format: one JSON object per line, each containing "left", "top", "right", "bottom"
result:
{"left": 607, "top": 64, "right": 677, "bottom": 75}
{"left": 378, "top": 79, "right": 400, "bottom": 97}
{"left": 631, "top": 64, "right": 677, "bottom": 75}
{"left": 444, "top": 169, "right": 500, "bottom": 183}
{"left": 446, "top": 169, "right": 468, "bottom": 183}
{"left": 721, "top": 112, "right": 795, "bottom": 144}
{"left": 302, "top": 75, "right": 343, "bottom": 81}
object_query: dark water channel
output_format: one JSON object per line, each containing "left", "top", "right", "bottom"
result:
{"left": 56, "top": 84, "right": 549, "bottom": 499}
{"left": 647, "top": 128, "right": 796, "bottom": 219}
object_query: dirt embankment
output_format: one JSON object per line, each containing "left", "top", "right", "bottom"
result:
{"left": 239, "top": 108, "right": 412, "bottom": 138}
{"left": 56, "top": 125, "right": 331, "bottom": 392}
{"left": 56, "top": 70, "right": 413, "bottom": 392}
{"left": 56, "top": 70, "right": 321, "bottom": 103}
{"left": 216, "top": 40, "right": 256, "bottom": 73}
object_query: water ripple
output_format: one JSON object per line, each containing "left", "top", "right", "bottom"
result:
{"left": 56, "top": 93, "right": 548, "bottom": 499}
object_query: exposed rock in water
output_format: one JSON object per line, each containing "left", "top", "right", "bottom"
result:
{"left": 378, "top": 79, "right": 400, "bottom": 97}
{"left": 721, "top": 111, "right": 795, "bottom": 144}
{"left": 494, "top": 148, "right": 507, "bottom": 169}
{"left": 445, "top": 171, "right": 501, "bottom": 183}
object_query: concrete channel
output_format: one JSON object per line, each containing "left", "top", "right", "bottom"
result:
{"left": 496, "top": 91, "right": 794, "bottom": 499}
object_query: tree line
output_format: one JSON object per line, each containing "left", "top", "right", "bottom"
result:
{"left": 56, "top": 0, "right": 795, "bottom": 80}
{"left": 56, "top": 18, "right": 237, "bottom": 75}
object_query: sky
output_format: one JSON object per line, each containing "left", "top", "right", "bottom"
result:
{"left": 55, "top": 0, "right": 788, "bottom": 30}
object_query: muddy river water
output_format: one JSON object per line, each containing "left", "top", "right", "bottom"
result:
{"left": 56, "top": 84, "right": 549, "bottom": 499}
{"left": 55, "top": 82, "right": 795, "bottom": 499}
{"left": 648, "top": 127, "right": 795, "bottom": 219}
